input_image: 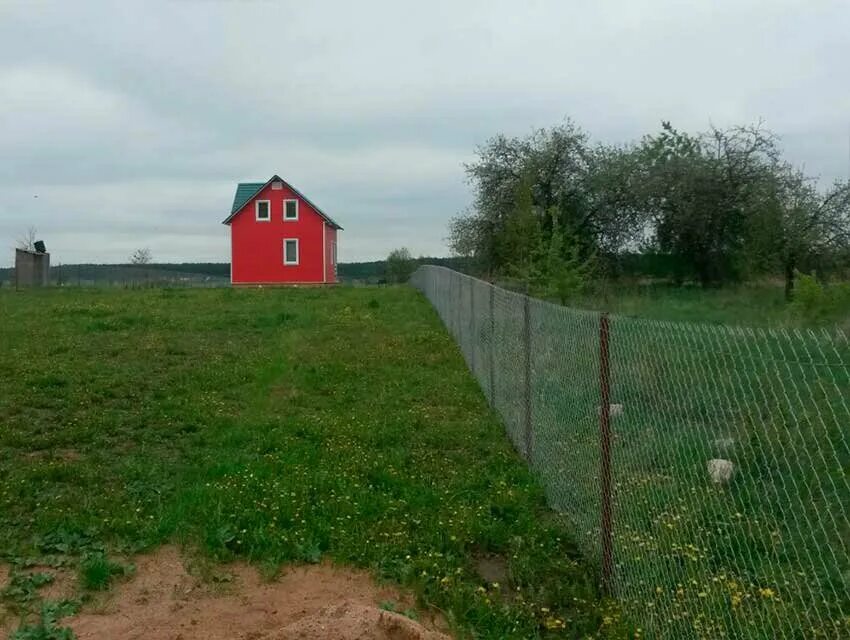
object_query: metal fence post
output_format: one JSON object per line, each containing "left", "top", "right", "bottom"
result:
{"left": 469, "top": 277, "right": 476, "bottom": 375}
{"left": 488, "top": 284, "right": 496, "bottom": 407}
{"left": 451, "top": 273, "right": 460, "bottom": 343}
{"left": 599, "top": 313, "right": 614, "bottom": 594}
{"left": 454, "top": 274, "right": 460, "bottom": 338}
{"left": 458, "top": 275, "right": 464, "bottom": 346}
{"left": 523, "top": 292, "right": 533, "bottom": 461}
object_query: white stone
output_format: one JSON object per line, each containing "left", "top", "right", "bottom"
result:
{"left": 707, "top": 459, "right": 735, "bottom": 484}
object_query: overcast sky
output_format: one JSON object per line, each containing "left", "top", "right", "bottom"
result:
{"left": 1, "top": 0, "right": 848, "bottom": 265}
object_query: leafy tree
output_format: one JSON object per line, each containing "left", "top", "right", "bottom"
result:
{"left": 636, "top": 122, "right": 779, "bottom": 286}
{"left": 385, "top": 248, "right": 416, "bottom": 283}
{"left": 750, "top": 167, "right": 850, "bottom": 298}
{"left": 583, "top": 144, "right": 647, "bottom": 261}
{"left": 449, "top": 121, "right": 630, "bottom": 277}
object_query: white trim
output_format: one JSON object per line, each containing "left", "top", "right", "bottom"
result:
{"left": 322, "top": 222, "right": 327, "bottom": 283}
{"left": 255, "top": 200, "right": 271, "bottom": 221}
{"left": 283, "top": 238, "right": 299, "bottom": 265}
{"left": 283, "top": 199, "right": 299, "bottom": 221}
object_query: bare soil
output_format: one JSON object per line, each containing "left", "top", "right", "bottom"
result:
{"left": 1, "top": 547, "right": 452, "bottom": 640}
{"left": 0, "top": 562, "right": 78, "bottom": 636}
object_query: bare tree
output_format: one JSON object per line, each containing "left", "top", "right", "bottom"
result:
{"left": 17, "top": 226, "right": 37, "bottom": 251}
{"left": 129, "top": 248, "right": 152, "bottom": 265}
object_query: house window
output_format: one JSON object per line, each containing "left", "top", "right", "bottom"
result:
{"left": 256, "top": 200, "right": 271, "bottom": 221}
{"left": 271, "top": 181, "right": 283, "bottom": 190}
{"left": 284, "top": 199, "right": 298, "bottom": 221}
{"left": 283, "top": 238, "right": 299, "bottom": 265}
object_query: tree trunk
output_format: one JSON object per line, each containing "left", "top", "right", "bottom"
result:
{"left": 784, "top": 256, "right": 796, "bottom": 301}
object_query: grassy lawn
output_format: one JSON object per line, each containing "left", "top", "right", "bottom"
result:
{"left": 0, "top": 286, "right": 623, "bottom": 639}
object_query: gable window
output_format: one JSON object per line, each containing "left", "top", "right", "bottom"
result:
{"left": 255, "top": 200, "right": 271, "bottom": 221}
{"left": 283, "top": 238, "right": 299, "bottom": 265}
{"left": 284, "top": 199, "right": 299, "bottom": 221}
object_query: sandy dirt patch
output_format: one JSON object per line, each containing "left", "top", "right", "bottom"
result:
{"left": 265, "top": 602, "right": 450, "bottom": 640}
{"left": 1, "top": 562, "right": 78, "bottom": 636}
{"left": 0, "top": 547, "right": 451, "bottom": 640}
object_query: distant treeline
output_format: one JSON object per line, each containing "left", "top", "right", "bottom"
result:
{"left": 340, "top": 256, "right": 474, "bottom": 281}
{"left": 0, "top": 263, "right": 229, "bottom": 287}
{"left": 0, "top": 257, "right": 474, "bottom": 286}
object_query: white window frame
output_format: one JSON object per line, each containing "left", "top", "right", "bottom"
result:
{"left": 283, "top": 238, "right": 299, "bottom": 265}
{"left": 255, "top": 199, "right": 271, "bottom": 222}
{"left": 283, "top": 199, "right": 299, "bottom": 221}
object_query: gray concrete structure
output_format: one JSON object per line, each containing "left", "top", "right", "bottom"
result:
{"left": 15, "top": 248, "right": 50, "bottom": 287}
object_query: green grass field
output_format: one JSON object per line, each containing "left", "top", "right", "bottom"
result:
{"left": 0, "top": 286, "right": 625, "bottom": 640}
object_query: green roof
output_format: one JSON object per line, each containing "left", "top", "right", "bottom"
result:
{"left": 223, "top": 175, "right": 343, "bottom": 230}
{"left": 230, "top": 182, "right": 265, "bottom": 215}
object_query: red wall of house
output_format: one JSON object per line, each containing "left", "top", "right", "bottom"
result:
{"left": 324, "top": 226, "right": 338, "bottom": 283}
{"left": 229, "top": 183, "right": 332, "bottom": 284}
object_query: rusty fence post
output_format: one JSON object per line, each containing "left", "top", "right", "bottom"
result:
{"left": 523, "top": 291, "right": 533, "bottom": 461}
{"left": 489, "top": 284, "right": 496, "bottom": 407}
{"left": 599, "top": 313, "right": 614, "bottom": 594}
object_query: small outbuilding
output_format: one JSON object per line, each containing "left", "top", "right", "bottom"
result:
{"left": 15, "top": 245, "right": 50, "bottom": 287}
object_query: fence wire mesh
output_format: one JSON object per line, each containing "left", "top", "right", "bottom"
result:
{"left": 411, "top": 265, "right": 850, "bottom": 640}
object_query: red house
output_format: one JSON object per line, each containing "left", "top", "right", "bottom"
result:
{"left": 223, "top": 175, "right": 343, "bottom": 285}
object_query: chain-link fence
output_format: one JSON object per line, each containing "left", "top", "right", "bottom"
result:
{"left": 411, "top": 265, "right": 850, "bottom": 640}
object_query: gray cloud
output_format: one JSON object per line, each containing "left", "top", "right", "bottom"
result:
{"left": 1, "top": 0, "right": 848, "bottom": 265}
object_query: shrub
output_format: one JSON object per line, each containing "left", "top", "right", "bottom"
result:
{"left": 790, "top": 272, "right": 850, "bottom": 325}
